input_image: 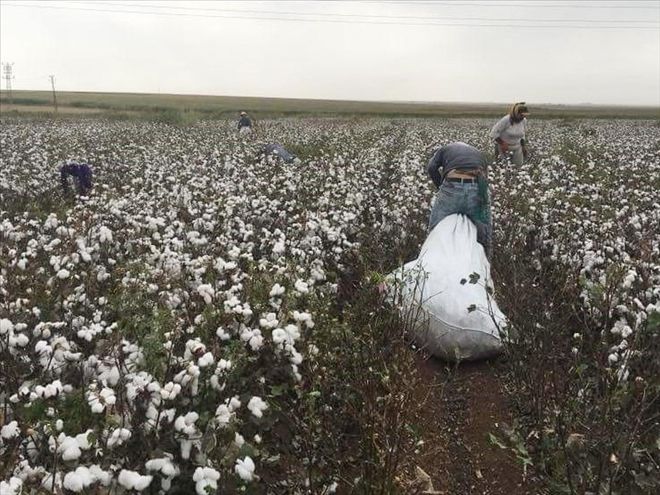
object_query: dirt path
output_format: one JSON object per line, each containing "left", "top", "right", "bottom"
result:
{"left": 414, "top": 354, "right": 545, "bottom": 495}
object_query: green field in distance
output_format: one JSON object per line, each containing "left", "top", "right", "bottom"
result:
{"left": 1, "top": 90, "right": 658, "bottom": 120}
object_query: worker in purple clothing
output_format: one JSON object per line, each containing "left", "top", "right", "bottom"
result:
{"left": 60, "top": 162, "right": 93, "bottom": 195}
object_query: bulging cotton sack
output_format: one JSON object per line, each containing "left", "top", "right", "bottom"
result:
{"left": 392, "top": 214, "right": 506, "bottom": 362}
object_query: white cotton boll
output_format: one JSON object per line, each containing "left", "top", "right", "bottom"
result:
{"left": 215, "top": 404, "right": 233, "bottom": 426}
{"left": 294, "top": 280, "right": 309, "bottom": 294}
{"left": 269, "top": 283, "right": 285, "bottom": 297}
{"left": 234, "top": 432, "right": 245, "bottom": 447}
{"left": 0, "top": 478, "right": 23, "bottom": 495}
{"left": 63, "top": 466, "right": 96, "bottom": 492}
{"left": 216, "top": 327, "right": 231, "bottom": 340}
{"left": 273, "top": 240, "right": 285, "bottom": 255}
{"left": 100, "top": 387, "right": 116, "bottom": 405}
{"left": 160, "top": 382, "right": 181, "bottom": 401}
{"left": 118, "top": 470, "right": 152, "bottom": 491}
{"left": 180, "top": 439, "right": 193, "bottom": 460}
{"left": 57, "top": 269, "right": 70, "bottom": 280}
{"left": 1, "top": 420, "right": 20, "bottom": 439}
{"left": 198, "top": 351, "right": 214, "bottom": 368}
{"left": 184, "top": 411, "right": 199, "bottom": 425}
{"left": 608, "top": 353, "right": 619, "bottom": 365}
{"left": 284, "top": 324, "right": 301, "bottom": 342}
{"left": 41, "top": 472, "right": 63, "bottom": 491}
{"left": 217, "top": 359, "right": 232, "bottom": 371}
{"left": 197, "top": 284, "right": 215, "bottom": 304}
{"left": 75, "top": 430, "right": 93, "bottom": 450}
{"left": 289, "top": 349, "right": 303, "bottom": 365}
{"left": 193, "top": 467, "right": 220, "bottom": 495}
{"left": 253, "top": 434, "right": 262, "bottom": 444}
{"left": 259, "top": 313, "right": 278, "bottom": 329}
{"left": 249, "top": 333, "right": 264, "bottom": 351}
{"left": 0, "top": 318, "right": 13, "bottom": 335}
{"left": 89, "top": 465, "right": 111, "bottom": 486}
{"left": 235, "top": 456, "right": 255, "bottom": 482}
{"left": 98, "top": 226, "right": 113, "bottom": 243}
{"left": 272, "top": 328, "right": 288, "bottom": 345}
{"left": 229, "top": 396, "right": 241, "bottom": 411}
{"left": 247, "top": 396, "right": 268, "bottom": 418}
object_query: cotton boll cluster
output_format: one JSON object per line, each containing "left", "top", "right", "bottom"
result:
{"left": 117, "top": 469, "right": 153, "bottom": 491}
{"left": 87, "top": 383, "right": 116, "bottom": 413}
{"left": 63, "top": 465, "right": 111, "bottom": 492}
{"left": 106, "top": 427, "right": 132, "bottom": 448}
{"left": 145, "top": 455, "right": 180, "bottom": 491}
{"left": 0, "top": 477, "right": 23, "bottom": 495}
{"left": 174, "top": 412, "right": 201, "bottom": 459}
{"left": 1, "top": 421, "right": 20, "bottom": 440}
{"left": 52, "top": 430, "right": 94, "bottom": 461}
{"left": 193, "top": 466, "right": 221, "bottom": 495}
{"left": 215, "top": 396, "right": 241, "bottom": 427}
{"left": 247, "top": 396, "right": 269, "bottom": 418}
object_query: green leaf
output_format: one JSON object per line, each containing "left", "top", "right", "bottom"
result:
{"left": 269, "top": 384, "right": 287, "bottom": 397}
{"left": 469, "top": 272, "right": 481, "bottom": 284}
{"left": 488, "top": 433, "right": 507, "bottom": 450}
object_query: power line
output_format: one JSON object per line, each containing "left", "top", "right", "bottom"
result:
{"left": 87, "top": 1, "right": 660, "bottom": 24}
{"left": 2, "top": 2, "right": 658, "bottom": 29}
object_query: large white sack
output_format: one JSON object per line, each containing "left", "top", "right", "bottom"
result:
{"left": 392, "top": 214, "right": 506, "bottom": 362}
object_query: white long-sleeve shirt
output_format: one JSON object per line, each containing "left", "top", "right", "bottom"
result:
{"left": 489, "top": 115, "right": 527, "bottom": 148}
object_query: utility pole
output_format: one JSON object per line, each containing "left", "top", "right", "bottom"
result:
{"left": 2, "top": 63, "right": 14, "bottom": 103}
{"left": 49, "top": 75, "right": 58, "bottom": 113}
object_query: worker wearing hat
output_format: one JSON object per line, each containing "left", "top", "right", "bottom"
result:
{"left": 237, "top": 111, "right": 252, "bottom": 134}
{"left": 489, "top": 102, "right": 530, "bottom": 165}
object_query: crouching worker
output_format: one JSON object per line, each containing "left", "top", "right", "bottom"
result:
{"left": 60, "top": 161, "right": 93, "bottom": 195}
{"left": 263, "top": 143, "right": 296, "bottom": 164}
{"left": 427, "top": 142, "right": 492, "bottom": 258}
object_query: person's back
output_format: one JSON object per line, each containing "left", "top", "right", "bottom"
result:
{"left": 61, "top": 162, "right": 93, "bottom": 195}
{"left": 426, "top": 142, "right": 491, "bottom": 258}
{"left": 263, "top": 143, "right": 295, "bottom": 164}
{"left": 427, "top": 142, "right": 486, "bottom": 187}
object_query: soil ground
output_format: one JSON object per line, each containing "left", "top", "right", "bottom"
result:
{"left": 414, "top": 354, "right": 547, "bottom": 495}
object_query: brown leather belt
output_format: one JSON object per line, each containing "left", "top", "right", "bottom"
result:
{"left": 446, "top": 170, "right": 479, "bottom": 180}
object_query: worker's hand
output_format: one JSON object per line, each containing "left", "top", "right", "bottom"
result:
{"left": 522, "top": 145, "right": 529, "bottom": 159}
{"left": 499, "top": 142, "right": 509, "bottom": 154}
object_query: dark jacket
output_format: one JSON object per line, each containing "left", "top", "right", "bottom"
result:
{"left": 238, "top": 116, "right": 252, "bottom": 129}
{"left": 427, "top": 142, "right": 487, "bottom": 187}
{"left": 264, "top": 143, "right": 295, "bottom": 164}
{"left": 61, "top": 163, "right": 93, "bottom": 194}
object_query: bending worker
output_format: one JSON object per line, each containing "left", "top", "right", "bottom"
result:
{"left": 427, "top": 142, "right": 492, "bottom": 258}
{"left": 490, "top": 102, "right": 530, "bottom": 165}
{"left": 60, "top": 161, "right": 93, "bottom": 195}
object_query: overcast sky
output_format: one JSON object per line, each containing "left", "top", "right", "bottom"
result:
{"left": 1, "top": 0, "right": 659, "bottom": 105}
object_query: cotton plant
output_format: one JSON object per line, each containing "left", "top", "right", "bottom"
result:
{"left": 1, "top": 117, "right": 657, "bottom": 492}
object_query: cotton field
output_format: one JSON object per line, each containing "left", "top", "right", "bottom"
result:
{"left": 1, "top": 117, "right": 659, "bottom": 494}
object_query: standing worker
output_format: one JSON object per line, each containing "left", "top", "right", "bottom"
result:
{"left": 489, "top": 102, "right": 530, "bottom": 165}
{"left": 237, "top": 111, "right": 252, "bottom": 134}
{"left": 427, "top": 142, "right": 492, "bottom": 258}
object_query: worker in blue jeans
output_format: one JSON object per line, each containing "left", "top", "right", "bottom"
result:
{"left": 427, "top": 142, "right": 492, "bottom": 259}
